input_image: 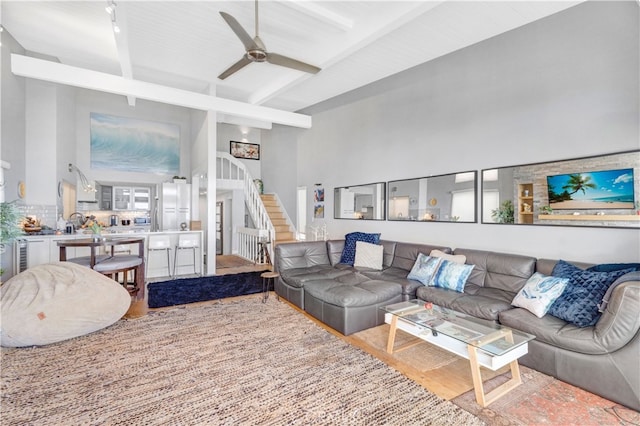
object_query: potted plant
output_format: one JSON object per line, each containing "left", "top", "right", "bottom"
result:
{"left": 539, "top": 205, "right": 553, "bottom": 215}
{"left": 491, "top": 200, "right": 514, "bottom": 224}
{"left": 0, "top": 201, "right": 23, "bottom": 278}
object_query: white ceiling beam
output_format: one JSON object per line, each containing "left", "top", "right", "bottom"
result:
{"left": 279, "top": 1, "right": 353, "bottom": 31}
{"left": 217, "top": 114, "right": 273, "bottom": 130}
{"left": 249, "top": 1, "right": 444, "bottom": 106}
{"left": 11, "top": 54, "right": 311, "bottom": 129}
{"left": 111, "top": 3, "right": 135, "bottom": 106}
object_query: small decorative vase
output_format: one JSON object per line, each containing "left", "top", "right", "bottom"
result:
{"left": 92, "top": 233, "right": 103, "bottom": 242}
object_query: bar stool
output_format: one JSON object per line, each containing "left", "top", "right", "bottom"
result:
{"left": 66, "top": 254, "right": 111, "bottom": 267}
{"left": 174, "top": 233, "right": 199, "bottom": 277}
{"left": 260, "top": 271, "right": 279, "bottom": 303}
{"left": 93, "top": 255, "right": 144, "bottom": 295}
{"left": 147, "top": 235, "right": 172, "bottom": 278}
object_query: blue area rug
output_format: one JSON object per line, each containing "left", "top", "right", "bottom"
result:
{"left": 148, "top": 272, "right": 266, "bottom": 308}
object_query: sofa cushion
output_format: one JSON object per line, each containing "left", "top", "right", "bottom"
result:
{"left": 354, "top": 241, "right": 383, "bottom": 270}
{"left": 417, "top": 284, "right": 514, "bottom": 321}
{"left": 391, "top": 243, "right": 452, "bottom": 271}
{"left": 280, "top": 265, "right": 352, "bottom": 289}
{"left": 547, "top": 260, "right": 634, "bottom": 327}
{"left": 275, "top": 241, "right": 331, "bottom": 271}
{"left": 511, "top": 272, "right": 569, "bottom": 318}
{"left": 339, "top": 232, "right": 381, "bottom": 266}
{"left": 454, "top": 248, "right": 535, "bottom": 293}
{"left": 1, "top": 262, "right": 130, "bottom": 348}
{"left": 432, "top": 260, "right": 474, "bottom": 293}
{"left": 499, "top": 307, "right": 636, "bottom": 355}
{"left": 304, "top": 278, "right": 400, "bottom": 307}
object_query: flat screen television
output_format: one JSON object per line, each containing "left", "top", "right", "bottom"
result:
{"left": 546, "top": 168, "right": 635, "bottom": 210}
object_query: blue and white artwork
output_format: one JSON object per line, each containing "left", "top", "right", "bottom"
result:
{"left": 90, "top": 113, "right": 180, "bottom": 175}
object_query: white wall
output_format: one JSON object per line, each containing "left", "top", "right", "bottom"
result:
{"left": 265, "top": 1, "right": 640, "bottom": 263}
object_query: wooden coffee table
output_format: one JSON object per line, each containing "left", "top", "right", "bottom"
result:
{"left": 381, "top": 300, "right": 535, "bottom": 407}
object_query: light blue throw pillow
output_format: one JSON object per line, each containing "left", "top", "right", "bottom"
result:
{"left": 407, "top": 254, "right": 441, "bottom": 286}
{"left": 511, "top": 272, "right": 569, "bottom": 318}
{"left": 431, "top": 259, "right": 474, "bottom": 292}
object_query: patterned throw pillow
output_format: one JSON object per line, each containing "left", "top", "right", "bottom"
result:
{"left": 354, "top": 241, "right": 384, "bottom": 270}
{"left": 407, "top": 254, "right": 442, "bottom": 286}
{"left": 511, "top": 272, "right": 569, "bottom": 318}
{"left": 339, "top": 232, "right": 381, "bottom": 266}
{"left": 431, "top": 259, "right": 474, "bottom": 293}
{"left": 547, "top": 260, "right": 635, "bottom": 327}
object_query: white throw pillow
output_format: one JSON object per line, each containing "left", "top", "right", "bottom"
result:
{"left": 512, "top": 272, "right": 569, "bottom": 318}
{"left": 354, "top": 241, "right": 384, "bottom": 270}
{"left": 1, "top": 262, "right": 131, "bottom": 347}
{"left": 430, "top": 249, "right": 466, "bottom": 264}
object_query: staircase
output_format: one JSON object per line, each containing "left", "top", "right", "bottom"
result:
{"left": 261, "top": 194, "right": 297, "bottom": 243}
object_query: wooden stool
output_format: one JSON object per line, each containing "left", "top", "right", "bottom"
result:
{"left": 260, "top": 271, "right": 279, "bottom": 303}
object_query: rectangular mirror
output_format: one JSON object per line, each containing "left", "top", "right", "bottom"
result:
{"left": 387, "top": 171, "right": 477, "bottom": 223}
{"left": 334, "top": 182, "right": 386, "bottom": 220}
{"left": 481, "top": 150, "right": 640, "bottom": 228}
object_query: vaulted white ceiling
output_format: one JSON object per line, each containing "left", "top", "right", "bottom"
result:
{"left": 2, "top": 1, "right": 583, "bottom": 125}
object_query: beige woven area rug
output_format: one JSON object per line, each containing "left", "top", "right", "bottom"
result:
{"left": 1, "top": 297, "right": 484, "bottom": 426}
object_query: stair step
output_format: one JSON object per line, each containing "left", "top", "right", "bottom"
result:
{"left": 271, "top": 218, "right": 287, "bottom": 225}
{"left": 274, "top": 225, "right": 291, "bottom": 232}
{"left": 275, "top": 232, "right": 295, "bottom": 241}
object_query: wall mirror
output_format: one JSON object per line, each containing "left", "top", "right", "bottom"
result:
{"left": 334, "top": 182, "right": 386, "bottom": 220}
{"left": 387, "top": 171, "right": 477, "bottom": 223}
{"left": 481, "top": 150, "right": 640, "bottom": 228}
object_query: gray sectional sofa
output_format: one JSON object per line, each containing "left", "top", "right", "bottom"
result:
{"left": 274, "top": 239, "right": 640, "bottom": 411}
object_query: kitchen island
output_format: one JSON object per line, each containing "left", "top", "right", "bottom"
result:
{"left": 14, "top": 230, "right": 204, "bottom": 280}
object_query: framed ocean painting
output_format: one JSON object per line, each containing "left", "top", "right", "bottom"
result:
{"left": 90, "top": 113, "right": 180, "bottom": 175}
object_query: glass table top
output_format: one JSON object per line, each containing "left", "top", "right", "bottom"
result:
{"left": 381, "top": 300, "right": 535, "bottom": 356}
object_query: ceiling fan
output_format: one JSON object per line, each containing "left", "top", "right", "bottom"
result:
{"left": 218, "top": 0, "right": 321, "bottom": 80}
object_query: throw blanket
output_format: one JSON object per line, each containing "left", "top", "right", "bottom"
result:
{"left": 598, "top": 271, "right": 640, "bottom": 312}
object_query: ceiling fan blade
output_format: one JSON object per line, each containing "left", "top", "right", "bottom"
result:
{"left": 218, "top": 56, "right": 252, "bottom": 80}
{"left": 267, "top": 52, "right": 321, "bottom": 75}
{"left": 219, "top": 11, "right": 257, "bottom": 51}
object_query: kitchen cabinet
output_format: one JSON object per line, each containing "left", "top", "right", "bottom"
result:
{"left": 114, "top": 186, "right": 132, "bottom": 210}
{"left": 100, "top": 185, "right": 112, "bottom": 210}
{"left": 133, "top": 187, "right": 151, "bottom": 210}
{"left": 113, "top": 186, "right": 151, "bottom": 211}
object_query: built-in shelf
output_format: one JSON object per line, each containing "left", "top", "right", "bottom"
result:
{"left": 517, "top": 183, "right": 534, "bottom": 224}
{"left": 538, "top": 215, "right": 640, "bottom": 221}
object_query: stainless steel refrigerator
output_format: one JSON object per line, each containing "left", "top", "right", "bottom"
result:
{"left": 156, "top": 182, "right": 191, "bottom": 231}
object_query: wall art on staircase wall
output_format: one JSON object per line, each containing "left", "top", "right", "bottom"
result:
{"left": 230, "top": 141, "right": 260, "bottom": 160}
{"left": 90, "top": 113, "right": 180, "bottom": 175}
{"left": 314, "top": 184, "right": 325, "bottom": 218}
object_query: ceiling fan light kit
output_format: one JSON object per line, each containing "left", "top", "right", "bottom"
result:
{"left": 218, "top": 0, "right": 321, "bottom": 80}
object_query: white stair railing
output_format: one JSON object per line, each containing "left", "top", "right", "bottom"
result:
{"left": 216, "top": 152, "right": 275, "bottom": 263}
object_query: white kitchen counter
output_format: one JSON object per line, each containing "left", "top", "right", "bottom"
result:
{"left": 16, "top": 230, "right": 204, "bottom": 280}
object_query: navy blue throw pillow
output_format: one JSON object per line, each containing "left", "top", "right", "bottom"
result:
{"left": 587, "top": 263, "right": 640, "bottom": 273}
{"left": 547, "top": 260, "right": 634, "bottom": 327}
{"left": 339, "top": 232, "right": 381, "bottom": 266}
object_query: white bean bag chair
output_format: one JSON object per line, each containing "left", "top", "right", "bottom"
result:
{"left": 1, "top": 262, "right": 131, "bottom": 347}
